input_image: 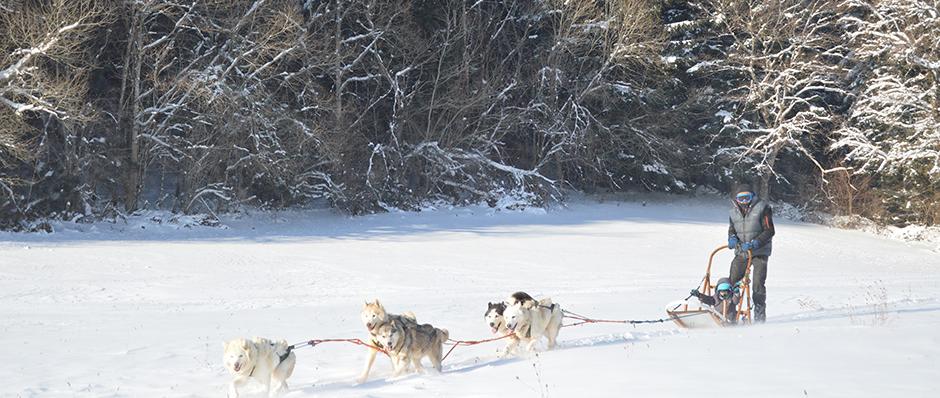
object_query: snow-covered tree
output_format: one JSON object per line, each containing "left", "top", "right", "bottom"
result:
{"left": 517, "top": 0, "right": 673, "bottom": 192}
{"left": 695, "top": 0, "right": 851, "bottom": 197}
{"left": 833, "top": 0, "right": 940, "bottom": 224}
{"left": 115, "top": 0, "right": 317, "bottom": 213}
{"left": 0, "top": 0, "right": 935, "bottom": 229}
{"left": 0, "top": 0, "right": 105, "bottom": 224}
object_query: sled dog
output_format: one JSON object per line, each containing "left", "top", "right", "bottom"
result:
{"left": 358, "top": 299, "right": 417, "bottom": 383}
{"left": 484, "top": 291, "right": 536, "bottom": 356}
{"left": 375, "top": 316, "right": 449, "bottom": 377}
{"left": 222, "top": 337, "right": 296, "bottom": 398}
{"left": 506, "top": 291, "right": 536, "bottom": 306}
{"left": 502, "top": 297, "right": 563, "bottom": 353}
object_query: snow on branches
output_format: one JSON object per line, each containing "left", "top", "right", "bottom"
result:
{"left": 830, "top": 0, "right": 940, "bottom": 224}
{"left": 706, "top": 0, "right": 851, "bottom": 196}
{"left": 0, "top": 0, "right": 105, "bottom": 215}
{"left": 1, "top": 0, "right": 934, "bottom": 228}
{"left": 834, "top": 0, "right": 940, "bottom": 178}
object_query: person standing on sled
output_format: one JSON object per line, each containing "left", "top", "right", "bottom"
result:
{"left": 727, "top": 183, "right": 774, "bottom": 323}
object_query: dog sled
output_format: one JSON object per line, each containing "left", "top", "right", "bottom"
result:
{"left": 666, "top": 245, "right": 753, "bottom": 328}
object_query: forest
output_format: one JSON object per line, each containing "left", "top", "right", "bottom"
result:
{"left": 0, "top": 0, "right": 937, "bottom": 229}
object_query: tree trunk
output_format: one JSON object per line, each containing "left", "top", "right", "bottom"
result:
{"left": 120, "top": 4, "right": 143, "bottom": 212}
{"left": 461, "top": 2, "right": 469, "bottom": 88}
{"left": 933, "top": 69, "right": 939, "bottom": 119}
{"left": 333, "top": 3, "right": 343, "bottom": 131}
{"left": 760, "top": 142, "right": 783, "bottom": 199}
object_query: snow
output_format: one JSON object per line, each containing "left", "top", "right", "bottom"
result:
{"left": 610, "top": 82, "right": 634, "bottom": 95}
{"left": 715, "top": 109, "right": 733, "bottom": 123}
{"left": 686, "top": 60, "right": 719, "bottom": 74}
{"left": 665, "top": 20, "right": 695, "bottom": 33}
{"left": 826, "top": 214, "right": 940, "bottom": 246}
{"left": 1, "top": 197, "right": 938, "bottom": 397}
{"left": 573, "top": 21, "right": 609, "bottom": 31}
{"left": 642, "top": 162, "right": 669, "bottom": 174}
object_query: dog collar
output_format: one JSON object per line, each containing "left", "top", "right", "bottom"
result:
{"left": 368, "top": 320, "right": 385, "bottom": 335}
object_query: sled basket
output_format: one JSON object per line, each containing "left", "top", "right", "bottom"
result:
{"left": 666, "top": 245, "right": 753, "bottom": 328}
{"left": 666, "top": 301, "right": 724, "bottom": 329}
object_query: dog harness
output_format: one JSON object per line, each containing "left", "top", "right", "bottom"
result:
{"left": 278, "top": 347, "right": 292, "bottom": 363}
{"left": 519, "top": 303, "right": 559, "bottom": 338}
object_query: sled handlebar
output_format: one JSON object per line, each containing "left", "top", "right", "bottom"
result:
{"left": 701, "top": 245, "right": 752, "bottom": 296}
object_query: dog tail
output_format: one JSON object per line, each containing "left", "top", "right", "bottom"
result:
{"left": 437, "top": 328, "right": 449, "bottom": 344}
{"left": 401, "top": 311, "right": 417, "bottom": 321}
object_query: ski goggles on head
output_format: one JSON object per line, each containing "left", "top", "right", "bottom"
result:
{"left": 735, "top": 192, "right": 754, "bottom": 204}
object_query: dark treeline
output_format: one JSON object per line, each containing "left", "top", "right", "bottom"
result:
{"left": 0, "top": 0, "right": 937, "bottom": 229}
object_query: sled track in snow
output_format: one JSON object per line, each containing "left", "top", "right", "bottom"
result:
{"left": 299, "top": 329, "right": 681, "bottom": 393}
{"left": 295, "top": 301, "right": 940, "bottom": 394}
{"left": 769, "top": 300, "right": 940, "bottom": 325}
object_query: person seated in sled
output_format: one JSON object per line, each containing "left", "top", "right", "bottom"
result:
{"left": 690, "top": 277, "right": 740, "bottom": 324}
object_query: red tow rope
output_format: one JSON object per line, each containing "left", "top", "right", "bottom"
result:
{"left": 441, "top": 333, "right": 515, "bottom": 362}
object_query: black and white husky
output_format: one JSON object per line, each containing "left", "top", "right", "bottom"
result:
{"left": 485, "top": 292, "right": 561, "bottom": 356}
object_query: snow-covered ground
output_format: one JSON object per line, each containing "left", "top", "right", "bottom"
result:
{"left": 2, "top": 197, "right": 938, "bottom": 397}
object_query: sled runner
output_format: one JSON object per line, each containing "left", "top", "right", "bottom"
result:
{"left": 666, "top": 245, "right": 753, "bottom": 328}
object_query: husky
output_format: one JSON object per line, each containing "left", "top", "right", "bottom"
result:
{"left": 502, "top": 297, "right": 563, "bottom": 353}
{"left": 484, "top": 301, "right": 509, "bottom": 335}
{"left": 484, "top": 291, "right": 536, "bottom": 357}
{"left": 506, "top": 291, "right": 536, "bottom": 306}
{"left": 222, "top": 337, "right": 296, "bottom": 398}
{"left": 358, "top": 299, "right": 417, "bottom": 383}
{"left": 375, "top": 317, "right": 449, "bottom": 377}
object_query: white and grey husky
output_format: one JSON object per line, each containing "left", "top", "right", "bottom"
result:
{"left": 484, "top": 291, "right": 538, "bottom": 356}
{"left": 222, "top": 337, "right": 296, "bottom": 398}
{"left": 374, "top": 316, "right": 449, "bottom": 377}
{"left": 501, "top": 293, "right": 563, "bottom": 353}
{"left": 358, "top": 299, "right": 417, "bottom": 383}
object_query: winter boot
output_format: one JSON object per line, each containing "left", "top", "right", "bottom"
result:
{"left": 753, "top": 293, "right": 766, "bottom": 323}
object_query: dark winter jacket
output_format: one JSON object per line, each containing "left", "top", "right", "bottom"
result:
{"left": 699, "top": 278, "right": 740, "bottom": 323}
{"left": 729, "top": 198, "right": 775, "bottom": 257}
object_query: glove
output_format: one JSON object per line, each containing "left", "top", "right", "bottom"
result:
{"left": 690, "top": 289, "right": 704, "bottom": 298}
{"left": 728, "top": 235, "right": 739, "bottom": 250}
{"left": 740, "top": 239, "right": 760, "bottom": 251}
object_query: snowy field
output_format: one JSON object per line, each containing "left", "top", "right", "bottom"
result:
{"left": 2, "top": 196, "right": 939, "bottom": 397}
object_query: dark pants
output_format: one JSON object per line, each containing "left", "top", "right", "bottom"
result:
{"left": 729, "top": 254, "right": 768, "bottom": 321}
